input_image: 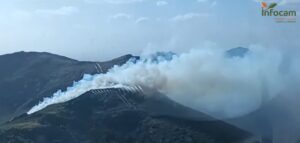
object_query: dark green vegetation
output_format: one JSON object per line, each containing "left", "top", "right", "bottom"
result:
{"left": 0, "top": 51, "right": 135, "bottom": 123}
{"left": 0, "top": 88, "right": 251, "bottom": 143}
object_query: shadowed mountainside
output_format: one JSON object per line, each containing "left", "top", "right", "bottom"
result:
{"left": 0, "top": 88, "right": 251, "bottom": 143}
{"left": 0, "top": 51, "right": 136, "bottom": 123}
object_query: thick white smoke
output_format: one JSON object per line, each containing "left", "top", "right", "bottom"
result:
{"left": 27, "top": 74, "right": 129, "bottom": 114}
{"left": 27, "top": 46, "right": 299, "bottom": 118}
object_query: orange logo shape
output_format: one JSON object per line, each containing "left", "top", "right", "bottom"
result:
{"left": 261, "top": 2, "right": 267, "bottom": 8}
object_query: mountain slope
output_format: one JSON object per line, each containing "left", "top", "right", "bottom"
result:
{"left": 0, "top": 88, "right": 251, "bottom": 143}
{"left": 0, "top": 51, "right": 136, "bottom": 123}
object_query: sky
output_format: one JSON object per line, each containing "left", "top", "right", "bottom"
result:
{"left": 0, "top": 0, "right": 299, "bottom": 61}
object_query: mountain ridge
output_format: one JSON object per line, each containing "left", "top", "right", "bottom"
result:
{"left": 0, "top": 51, "right": 136, "bottom": 124}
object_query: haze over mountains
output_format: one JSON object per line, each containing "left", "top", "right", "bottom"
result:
{"left": 0, "top": 49, "right": 254, "bottom": 143}
{"left": 0, "top": 47, "right": 299, "bottom": 143}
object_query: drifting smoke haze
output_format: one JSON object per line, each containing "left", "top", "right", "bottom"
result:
{"left": 28, "top": 46, "right": 300, "bottom": 119}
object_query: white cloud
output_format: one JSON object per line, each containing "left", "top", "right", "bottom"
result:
{"left": 135, "top": 17, "right": 150, "bottom": 24}
{"left": 35, "top": 6, "right": 78, "bottom": 16}
{"left": 171, "top": 13, "right": 210, "bottom": 22}
{"left": 156, "top": 1, "right": 168, "bottom": 6}
{"left": 109, "top": 14, "right": 151, "bottom": 24}
{"left": 110, "top": 13, "right": 133, "bottom": 21}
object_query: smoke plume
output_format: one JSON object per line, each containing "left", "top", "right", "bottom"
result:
{"left": 27, "top": 46, "right": 299, "bottom": 119}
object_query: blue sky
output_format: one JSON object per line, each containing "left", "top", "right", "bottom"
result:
{"left": 0, "top": 0, "right": 299, "bottom": 60}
